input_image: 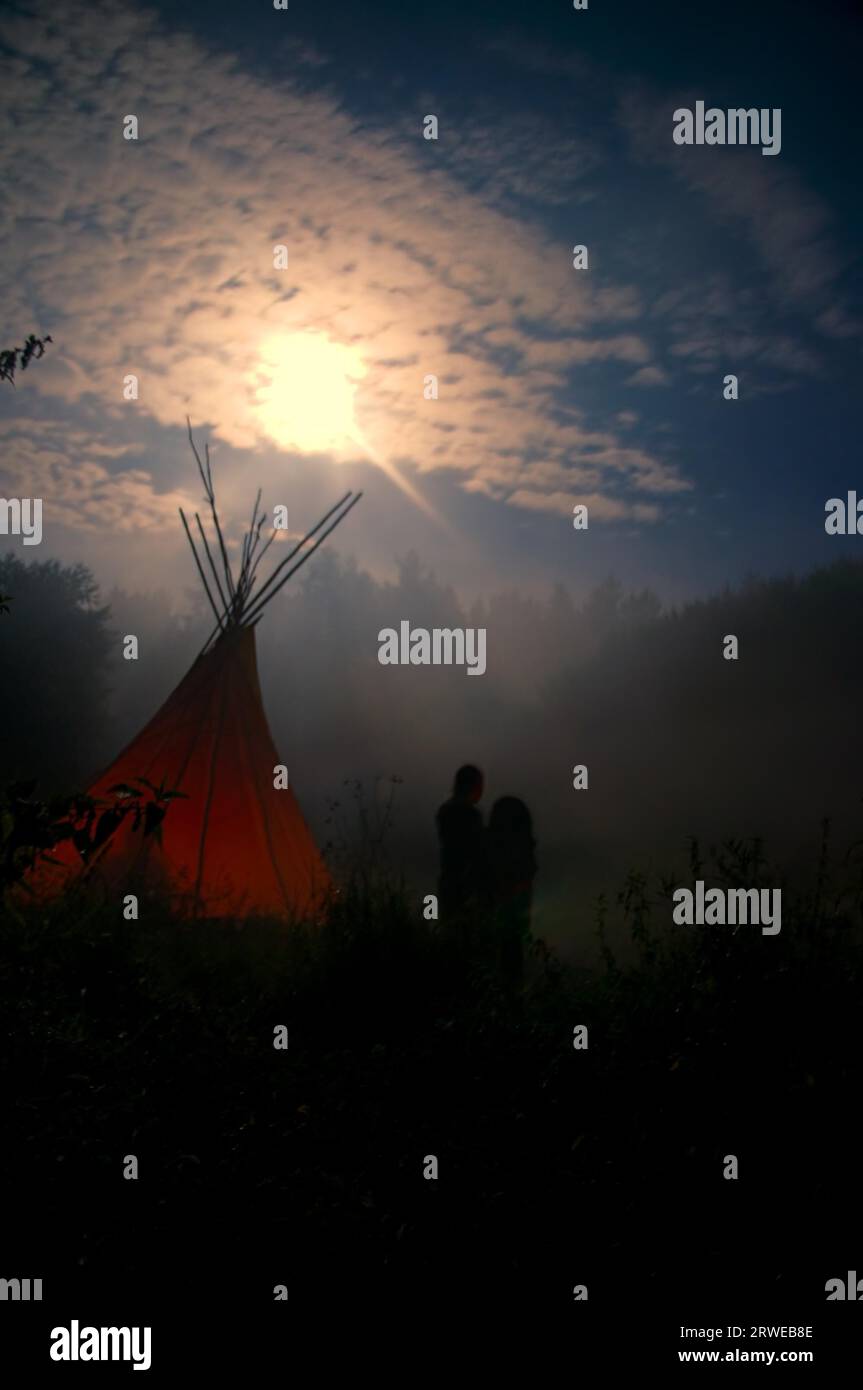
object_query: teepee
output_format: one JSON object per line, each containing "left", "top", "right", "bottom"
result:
{"left": 33, "top": 423, "right": 361, "bottom": 920}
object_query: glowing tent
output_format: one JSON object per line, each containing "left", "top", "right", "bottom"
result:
{"left": 33, "top": 424, "right": 361, "bottom": 920}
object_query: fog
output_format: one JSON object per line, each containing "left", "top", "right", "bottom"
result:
{"left": 80, "top": 554, "right": 862, "bottom": 962}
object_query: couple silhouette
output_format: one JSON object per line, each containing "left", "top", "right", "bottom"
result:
{"left": 435, "top": 764, "right": 536, "bottom": 987}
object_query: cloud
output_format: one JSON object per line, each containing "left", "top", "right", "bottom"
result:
{"left": 619, "top": 86, "right": 860, "bottom": 341}
{"left": 627, "top": 365, "right": 671, "bottom": 387}
{"left": 0, "top": 419, "right": 192, "bottom": 532}
{"left": 439, "top": 111, "right": 602, "bottom": 210}
{"left": 506, "top": 489, "right": 661, "bottom": 522}
{"left": 0, "top": 0, "right": 686, "bottom": 535}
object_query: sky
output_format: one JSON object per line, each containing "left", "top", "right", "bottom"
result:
{"left": 1, "top": 0, "right": 861, "bottom": 606}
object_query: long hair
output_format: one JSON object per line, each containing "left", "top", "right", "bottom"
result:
{"left": 489, "top": 796, "right": 532, "bottom": 838}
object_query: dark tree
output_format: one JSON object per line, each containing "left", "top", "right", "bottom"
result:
{"left": 0, "top": 333, "right": 52, "bottom": 385}
{"left": 0, "top": 557, "right": 113, "bottom": 790}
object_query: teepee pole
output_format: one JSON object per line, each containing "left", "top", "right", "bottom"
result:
{"left": 180, "top": 508, "right": 224, "bottom": 632}
{"left": 194, "top": 493, "right": 356, "bottom": 658}
{"left": 246, "top": 522, "right": 278, "bottom": 588}
{"left": 245, "top": 492, "right": 352, "bottom": 615}
{"left": 184, "top": 420, "right": 362, "bottom": 655}
{"left": 194, "top": 513, "right": 229, "bottom": 618}
{"left": 238, "top": 490, "right": 259, "bottom": 591}
{"left": 243, "top": 490, "right": 262, "bottom": 567}
{"left": 204, "top": 441, "right": 237, "bottom": 609}
{"left": 187, "top": 419, "right": 236, "bottom": 607}
{"left": 243, "top": 492, "right": 362, "bottom": 624}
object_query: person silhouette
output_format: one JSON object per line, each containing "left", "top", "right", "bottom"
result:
{"left": 487, "top": 796, "right": 536, "bottom": 989}
{"left": 435, "top": 764, "right": 486, "bottom": 921}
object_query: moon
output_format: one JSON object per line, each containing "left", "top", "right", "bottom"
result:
{"left": 252, "top": 329, "right": 446, "bottom": 527}
{"left": 253, "top": 332, "right": 368, "bottom": 456}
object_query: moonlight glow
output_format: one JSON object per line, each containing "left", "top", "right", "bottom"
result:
{"left": 253, "top": 333, "right": 368, "bottom": 455}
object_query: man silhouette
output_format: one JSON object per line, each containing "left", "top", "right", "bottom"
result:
{"left": 436, "top": 764, "right": 486, "bottom": 919}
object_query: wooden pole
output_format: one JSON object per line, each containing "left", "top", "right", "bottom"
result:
{"left": 179, "top": 508, "right": 224, "bottom": 631}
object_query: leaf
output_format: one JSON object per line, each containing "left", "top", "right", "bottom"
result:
{"left": 71, "top": 829, "right": 91, "bottom": 858}
{"left": 93, "top": 808, "right": 123, "bottom": 849}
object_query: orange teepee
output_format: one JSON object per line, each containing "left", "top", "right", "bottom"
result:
{"left": 31, "top": 423, "right": 361, "bottom": 920}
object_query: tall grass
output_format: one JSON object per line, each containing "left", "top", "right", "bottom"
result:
{"left": 2, "top": 818, "right": 862, "bottom": 1298}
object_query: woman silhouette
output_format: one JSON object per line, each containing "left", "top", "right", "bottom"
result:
{"left": 487, "top": 796, "right": 536, "bottom": 989}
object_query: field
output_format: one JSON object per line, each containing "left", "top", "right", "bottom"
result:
{"left": 3, "top": 826, "right": 861, "bottom": 1319}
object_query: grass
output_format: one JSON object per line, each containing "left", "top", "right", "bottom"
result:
{"left": 2, "top": 824, "right": 862, "bottom": 1308}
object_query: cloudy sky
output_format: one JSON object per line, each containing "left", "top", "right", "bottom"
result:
{"left": 1, "top": 0, "right": 861, "bottom": 604}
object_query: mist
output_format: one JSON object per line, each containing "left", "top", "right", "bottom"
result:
{"left": 56, "top": 553, "right": 854, "bottom": 962}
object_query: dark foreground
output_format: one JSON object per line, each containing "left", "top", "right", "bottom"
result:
{"left": 2, "top": 837, "right": 862, "bottom": 1365}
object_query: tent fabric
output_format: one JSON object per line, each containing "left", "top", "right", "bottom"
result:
{"left": 33, "top": 626, "right": 331, "bottom": 920}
